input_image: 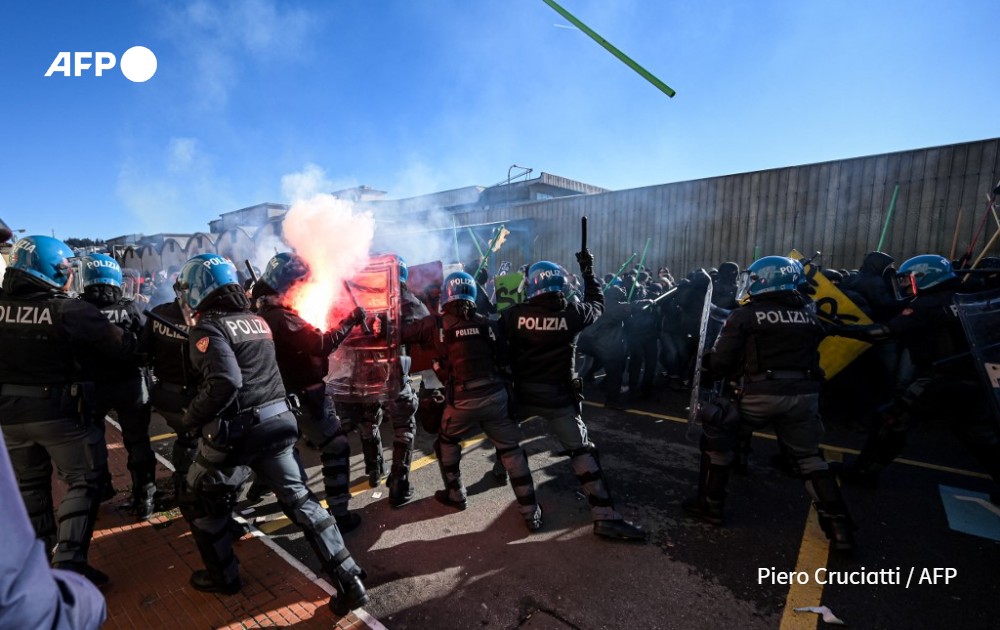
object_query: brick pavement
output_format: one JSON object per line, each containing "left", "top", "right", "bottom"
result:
{"left": 61, "top": 425, "right": 380, "bottom": 629}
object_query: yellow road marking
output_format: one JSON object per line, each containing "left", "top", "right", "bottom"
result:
{"left": 255, "top": 434, "right": 488, "bottom": 535}
{"left": 778, "top": 507, "right": 830, "bottom": 630}
{"left": 583, "top": 401, "right": 992, "bottom": 479}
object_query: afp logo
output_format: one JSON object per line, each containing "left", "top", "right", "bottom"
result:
{"left": 44, "top": 46, "right": 157, "bottom": 83}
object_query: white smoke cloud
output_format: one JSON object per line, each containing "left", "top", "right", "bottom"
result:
{"left": 163, "top": 0, "right": 320, "bottom": 111}
{"left": 282, "top": 193, "right": 375, "bottom": 329}
{"left": 116, "top": 137, "right": 235, "bottom": 233}
{"left": 280, "top": 163, "right": 336, "bottom": 202}
{"left": 167, "top": 137, "right": 199, "bottom": 173}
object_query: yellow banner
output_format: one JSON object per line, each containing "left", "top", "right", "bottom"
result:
{"left": 789, "top": 249, "right": 872, "bottom": 379}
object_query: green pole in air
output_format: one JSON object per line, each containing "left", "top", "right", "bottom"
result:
{"left": 628, "top": 237, "right": 652, "bottom": 301}
{"left": 608, "top": 252, "right": 638, "bottom": 290}
{"left": 877, "top": 184, "right": 900, "bottom": 252}
{"left": 541, "top": 0, "right": 676, "bottom": 99}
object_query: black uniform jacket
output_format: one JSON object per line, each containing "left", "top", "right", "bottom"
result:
{"left": 707, "top": 292, "right": 824, "bottom": 396}
{"left": 500, "top": 274, "right": 603, "bottom": 386}
{"left": 0, "top": 283, "right": 137, "bottom": 423}
{"left": 184, "top": 309, "right": 287, "bottom": 430}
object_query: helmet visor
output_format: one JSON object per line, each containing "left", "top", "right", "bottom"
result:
{"left": 735, "top": 269, "right": 753, "bottom": 302}
{"left": 894, "top": 271, "right": 917, "bottom": 300}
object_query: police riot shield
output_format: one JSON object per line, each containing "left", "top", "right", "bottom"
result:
{"left": 405, "top": 260, "right": 443, "bottom": 374}
{"left": 954, "top": 287, "right": 1000, "bottom": 429}
{"left": 121, "top": 268, "right": 141, "bottom": 301}
{"left": 325, "top": 254, "right": 403, "bottom": 404}
{"left": 66, "top": 257, "right": 85, "bottom": 297}
{"left": 687, "top": 282, "right": 734, "bottom": 439}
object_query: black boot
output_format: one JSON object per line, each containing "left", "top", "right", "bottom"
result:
{"left": 593, "top": 518, "right": 646, "bottom": 541}
{"left": 328, "top": 564, "right": 369, "bottom": 616}
{"left": 131, "top": 465, "right": 157, "bottom": 521}
{"left": 361, "top": 438, "right": 386, "bottom": 488}
{"left": 190, "top": 569, "right": 241, "bottom": 595}
{"left": 388, "top": 442, "right": 414, "bottom": 507}
{"left": 807, "top": 470, "right": 856, "bottom": 554}
{"left": 682, "top": 453, "right": 730, "bottom": 526}
{"left": 188, "top": 523, "right": 240, "bottom": 593}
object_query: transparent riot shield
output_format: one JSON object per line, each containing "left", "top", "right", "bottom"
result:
{"left": 121, "top": 268, "right": 141, "bottom": 301}
{"left": 66, "top": 257, "right": 85, "bottom": 297}
{"left": 687, "top": 282, "right": 734, "bottom": 440}
{"left": 954, "top": 287, "right": 1000, "bottom": 429}
{"left": 405, "top": 260, "right": 443, "bottom": 374}
{"left": 325, "top": 254, "right": 402, "bottom": 404}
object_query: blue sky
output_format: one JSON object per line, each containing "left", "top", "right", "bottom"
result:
{"left": 1, "top": 0, "right": 998, "bottom": 241}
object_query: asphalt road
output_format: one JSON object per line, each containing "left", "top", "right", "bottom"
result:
{"left": 146, "top": 378, "right": 1000, "bottom": 630}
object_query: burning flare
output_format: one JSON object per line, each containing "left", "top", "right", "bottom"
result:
{"left": 281, "top": 194, "right": 375, "bottom": 329}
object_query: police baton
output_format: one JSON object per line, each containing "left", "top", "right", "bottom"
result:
{"left": 581, "top": 215, "right": 588, "bottom": 252}
{"left": 342, "top": 281, "right": 372, "bottom": 334}
{"left": 244, "top": 259, "right": 259, "bottom": 284}
{"left": 143, "top": 309, "right": 189, "bottom": 338}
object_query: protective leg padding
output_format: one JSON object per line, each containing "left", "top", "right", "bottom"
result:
{"left": 568, "top": 445, "right": 619, "bottom": 520}
{"left": 52, "top": 483, "right": 100, "bottom": 565}
{"left": 190, "top": 521, "right": 239, "bottom": 584}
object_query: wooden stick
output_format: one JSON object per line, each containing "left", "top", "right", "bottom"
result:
{"left": 949, "top": 207, "right": 964, "bottom": 261}
{"left": 969, "top": 226, "right": 1000, "bottom": 272}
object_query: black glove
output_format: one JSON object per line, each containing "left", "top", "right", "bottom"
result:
{"left": 349, "top": 306, "right": 366, "bottom": 327}
{"left": 576, "top": 248, "right": 595, "bottom": 276}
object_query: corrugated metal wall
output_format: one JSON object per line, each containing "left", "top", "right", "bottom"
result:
{"left": 453, "top": 138, "right": 1000, "bottom": 275}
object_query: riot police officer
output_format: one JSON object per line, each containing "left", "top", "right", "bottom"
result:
{"left": 253, "top": 252, "right": 367, "bottom": 533}
{"left": 79, "top": 254, "right": 155, "bottom": 520}
{"left": 0, "top": 236, "right": 141, "bottom": 586}
{"left": 833, "top": 254, "right": 1000, "bottom": 500}
{"left": 173, "top": 254, "right": 367, "bottom": 615}
{"left": 349, "top": 255, "right": 426, "bottom": 507}
{"left": 142, "top": 296, "right": 197, "bottom": 502}
{"left": 500, "top": 253, "right": 646, "bottom": 541}
{"left": 683, "top": 256, "right": 855, "bottom": 553}
{"left": 402, "top": 271, "right": 542, "bottom": 531}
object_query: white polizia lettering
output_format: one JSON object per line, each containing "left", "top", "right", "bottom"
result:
{"left": 0, "top": 305, "right": 54, "bottom": 325}
{"left": 225, "top": 318, "right": 270, "bottom": 338}
{"left": 153, "top": 320, "right": 188, "bottom": 340}
{"left": 517, "top": 316, "right": 569, "bottom": 331}
{"left": 754, "top": 310, "right": 811, "bottom": 325}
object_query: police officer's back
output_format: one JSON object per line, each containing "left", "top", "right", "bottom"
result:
{"left": 501, "top": 253, "right": 645, "bottom": 542}
{"left": 685, "top": 256, "right": 855, "bottom": 553}
{"left": 253, "top": 252, "right": 366, "bottom": 532}
{"left": 78, "top": 254, "right": 155, "bottom": 519}
{"left": 403, "top": 271, "right": 542, "bottom": 529}
{"left": 173, "top": 254, "right": 368, "bottom": 614}
{"left": 0, "top": 236, "right": 140, "bottom": 586}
